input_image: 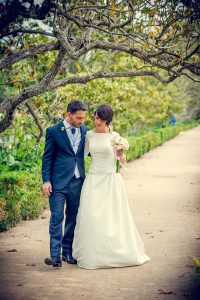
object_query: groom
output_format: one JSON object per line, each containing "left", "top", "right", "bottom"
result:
{"left": 42, "top": 100, "right": 88, "bottom": 267}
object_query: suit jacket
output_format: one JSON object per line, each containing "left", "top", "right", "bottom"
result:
{"left": 42, "top": 121, "right": 89, "bottom": 191}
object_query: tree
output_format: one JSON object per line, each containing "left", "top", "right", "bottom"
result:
{"left": 0, "top": 0, "right": 199, "bottom": 132}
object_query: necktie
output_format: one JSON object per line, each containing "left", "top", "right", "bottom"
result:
{"left": 71, "top": 127, "right": 76, "bottom": 135}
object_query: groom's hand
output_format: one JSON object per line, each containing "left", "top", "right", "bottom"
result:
{"left": 43, "top": 182, "right": 52, "bottom": 196}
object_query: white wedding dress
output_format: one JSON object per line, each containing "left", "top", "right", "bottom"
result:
{"left": 72, "top": 130, "right": 150, "bottom": 269}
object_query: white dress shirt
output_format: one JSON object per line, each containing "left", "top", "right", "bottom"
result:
{"left": 63, "top": 119, "right": 81, "bottom": 178}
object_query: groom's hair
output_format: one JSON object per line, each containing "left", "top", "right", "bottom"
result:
{"left": 67, "top": 100, "right": 88, "bottom": 113}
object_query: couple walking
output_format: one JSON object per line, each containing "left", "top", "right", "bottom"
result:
{"left": 42, "top": 100, "right": 150, "bottom": 269}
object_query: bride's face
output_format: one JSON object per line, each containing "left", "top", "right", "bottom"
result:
{"left": 94, "top": 114, "right": 107, "bottom": 129}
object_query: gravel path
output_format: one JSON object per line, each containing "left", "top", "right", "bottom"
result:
{"left": 1, "top": 125, "right": 200, "bottom": 300}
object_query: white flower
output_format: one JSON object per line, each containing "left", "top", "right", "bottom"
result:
{"left": 111, "top": 135, "right": 129, "bottom": 151}
{"left": 111, "top": 134, "right": 129, "bottom": 171}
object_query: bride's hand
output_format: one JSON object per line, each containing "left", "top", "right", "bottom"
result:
{"left": 119, "top": 154, "right": 126, "bottom": 166}
{"left": 116, "top": 149, "right": 123, "bottom": 157}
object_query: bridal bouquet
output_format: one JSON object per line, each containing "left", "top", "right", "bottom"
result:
{"left": 111, "top": 134, "right": 129, "bottom": 173}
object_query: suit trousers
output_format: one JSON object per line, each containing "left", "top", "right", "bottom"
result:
{"left": 49, "top": 176, "right": 83, "bottom": 259}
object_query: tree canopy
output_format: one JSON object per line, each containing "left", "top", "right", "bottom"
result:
{"left": 0, "top": 0, "right": 200, "bottom": 132}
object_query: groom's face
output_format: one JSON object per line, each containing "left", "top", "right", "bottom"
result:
{"left": 67, "top": 110, "right": 86, "bottom": 128}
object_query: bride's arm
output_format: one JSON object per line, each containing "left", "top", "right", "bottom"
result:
{"left": 84, "top": 133, "right": 90, "bottom": 157}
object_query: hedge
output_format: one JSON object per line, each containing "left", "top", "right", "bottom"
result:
{"left": 126, "top": 120, "right": 199, "bottom": 161}
{"left": 0, "top": 171, "right": 47, "bottom": 231}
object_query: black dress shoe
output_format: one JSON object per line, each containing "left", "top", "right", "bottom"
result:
{"left": 44, "top": 257, "right": 62, "bottom": 267}
{"left": 62, "top": 253, "right": 77, "bottom": 265}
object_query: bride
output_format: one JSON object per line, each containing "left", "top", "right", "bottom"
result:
{"left": 72, "top": 104, "right": 150, "bottom": 269}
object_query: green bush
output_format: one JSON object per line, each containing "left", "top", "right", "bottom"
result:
{"left": 179, "top": 120, "right": 200, "bottom": 131}
{"left": 0, "top": 171, "right": 48, "bottom": 231}
{"left": 126, "top": 121, "right": 199, "bottom": 162}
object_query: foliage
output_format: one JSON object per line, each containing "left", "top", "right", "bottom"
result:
{"left": 125, "top": 120, "right": 199, "bottom": 161}
{"left": 169, "top": 77, "right": 200, "bottom": 120}
{"left": 0, "top": 170, "right": 47, "bottom": 231}
{"left": 0, "top": 113, "right": 44, "bottom": 172}
{"left": 1, "top": 54, "right": 190, "bottom": 174}
{"left": 0, "top": 0, "right": 199, "bottom": 132}
{"left": 59, "top": 74, "right": 185, "bottom": 132}
{"left": 1, "top": 37, "right": 198, "bottom": 140}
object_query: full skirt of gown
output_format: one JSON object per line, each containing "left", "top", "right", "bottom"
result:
{"left": 72, "top": 130, "right": 150, "bottom": 269}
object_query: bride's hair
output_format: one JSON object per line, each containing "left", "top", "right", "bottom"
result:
{"left": 94, "top": 104, "right": 113, "bottom": 126}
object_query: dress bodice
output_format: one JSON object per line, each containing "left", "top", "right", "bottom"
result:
{"left": 85, "top": 130, "right": 119, "bottom": 174}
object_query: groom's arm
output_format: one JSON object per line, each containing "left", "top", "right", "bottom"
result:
{"left": 42, "top": 127, "right": 55, "bottom": 184}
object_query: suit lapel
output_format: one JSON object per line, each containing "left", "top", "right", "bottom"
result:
{"left": 58, "top": 121, "right": 74, "bottom": 153}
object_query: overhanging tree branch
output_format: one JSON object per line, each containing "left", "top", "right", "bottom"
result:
{"left": 0, "top": 108, "right": 15, "bottom": 133}
{"left": 25, "top": 102, "right": 43, "bottom": 142}
{"left": 49, "top": 70, "right": 178, "bottom": 88}
{"left": 0, "top": 69, "right": 177, "bottom": 129}
{"left": 0, "top": 28, "right": 54, "bottom": 39}
{"left": 0, "top": 42, "right": 60, "bottom": 70}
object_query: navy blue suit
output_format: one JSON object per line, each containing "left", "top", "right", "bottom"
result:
{"left": 42, "top": 121, "right": 89, "bottom": 259}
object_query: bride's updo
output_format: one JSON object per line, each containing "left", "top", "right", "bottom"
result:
{"left": 94, "top": 104, "right": 113, "bottom": 126}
